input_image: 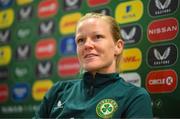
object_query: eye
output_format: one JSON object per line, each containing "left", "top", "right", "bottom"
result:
{"left": 94, "top": 34, "right": 104, "bottom": 41}
{"left": 76, "top": 38, "right": 85, "bottom": 45}
{"left": 96, "top": 34, "right": 103, "bottom": 39}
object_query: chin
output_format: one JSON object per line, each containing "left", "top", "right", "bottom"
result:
{"left": 83, "top": 65, "right": 99, "bottom": 72}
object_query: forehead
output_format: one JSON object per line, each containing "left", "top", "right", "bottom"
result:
{"left": 76, "top": 18, "right": 111, "bottom": 33}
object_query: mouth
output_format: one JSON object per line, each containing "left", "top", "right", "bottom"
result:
{"left": 84, "top": 53, "right": 98, "bottom": 59}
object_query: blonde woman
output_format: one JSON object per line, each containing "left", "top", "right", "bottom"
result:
{"left": 34, "top": 13, "right": 153, "bottom": 118}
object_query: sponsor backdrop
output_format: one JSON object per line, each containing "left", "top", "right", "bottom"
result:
{"left": 0, "top": 0, "right": 179, "bottom": 118}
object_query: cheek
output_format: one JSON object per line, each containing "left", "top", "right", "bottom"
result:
{"left": 76, "top": 47, "right": 83, "bottom": 57}
{"left": 102, "top": 43, "right": 116, "bottom": 54}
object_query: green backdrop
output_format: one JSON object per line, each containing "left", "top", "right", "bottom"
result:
{"left": 0, "top": 0, "right": 179, "bottom": 118}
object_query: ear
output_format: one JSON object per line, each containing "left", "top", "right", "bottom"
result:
{"left": 115, "top": 39, "right": 124, "bottom": 55}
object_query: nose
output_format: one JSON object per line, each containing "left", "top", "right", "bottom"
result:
{"left": 84, "top": 38, "right": 94, "bottom": 50}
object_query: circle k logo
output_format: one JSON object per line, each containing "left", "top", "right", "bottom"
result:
{"left": 38, "top": 0, "right": 59, "bottom": 18}
{"left": 146, "top": 69, "right": 177, "bottom": 93}
{"left": 58, "top": 57, "right": 80, "bottom": 77}
{"left": 0, "top": 84, "right": 8, "bottom": 103}
{"left": 35, "top": 38, "right": 56, "bottom": 59}
{"left": 87, "top": 0, "right": 110, "bottom": 7}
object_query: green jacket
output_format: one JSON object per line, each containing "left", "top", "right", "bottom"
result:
{"left": 34, "top": 72, "right": 153, "bottom": 118}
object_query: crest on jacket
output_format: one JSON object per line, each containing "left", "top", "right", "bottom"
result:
{"left": 96, "top": 99, "right": 118, "bottom": 118}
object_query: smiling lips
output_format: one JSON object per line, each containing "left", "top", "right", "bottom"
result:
{"left": 84, "top": 53, "right": 98, "bottom": 59}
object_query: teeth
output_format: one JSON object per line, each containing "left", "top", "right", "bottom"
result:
{"left": 85, "top": 54, "right": 96, "bottom": 58}
{"left": 87, "top": 55, "right": 92, "bottom": 58}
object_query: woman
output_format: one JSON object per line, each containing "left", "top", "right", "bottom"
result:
{"left": 34, "top": 13, "right": 153, "bottom": 118}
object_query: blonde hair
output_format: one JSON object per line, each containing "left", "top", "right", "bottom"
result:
{"left": 76, "top": 12, "right": 124, "bottom": 72}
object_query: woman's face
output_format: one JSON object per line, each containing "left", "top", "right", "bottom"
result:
{"left": 75, "top": 18, "right": 121, "bottom": 74}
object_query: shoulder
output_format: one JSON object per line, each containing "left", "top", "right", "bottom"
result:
{"left": 53, "top": 79, "right": 80, "bottom": 89}
{"left": 117, "top": 77, "right": 153, "bottom": 117}
{"left": 45, "top": 79, "right": 81, "bottom": 100}
{"left": 117, "top": 77, "right": 150, "bottom": 98}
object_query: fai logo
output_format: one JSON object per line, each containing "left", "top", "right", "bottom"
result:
{"left": 17, "top": 26, "right": 32, "bottom": 39}
{"left": 17, "top": 5, "right": 33, "bottom": 21}
{"left": 38, "top": 0, "right": 59, "bottom": 18}
{"left": 12, "top": 63, "right": 30, "bottom": 80}
{"left": 96, "top": 99, "right": 118, "bottom": 118}
{"left": 35, "top": 38, "right": 56, "bottom": 59}
{"left": 58, "top": 57, "right": 80, "bottom": 77}
{"left": 146, "top": 69, "right": 177, "bottom": 93}
{"left": 0, "top": 67, "right": 9, "bottom": 80}
{"left": 147, "top": 44, "right": 177, "bottom": 67}
{"left": 87, "top": 0, "right": 109, "bottom": 7}
{"left": 147, "top": 18, "right": 178, "bottom": 42}
{"left": 0, "top": 29, "right": 11, "bottom": 43}
{"left": 12, "top": 83, "right": 29, "bottom": 101}
{"left": 149, "top": 0, "right": 178, "bottom": 16}
{"left": 38, "top": 19, "right": 55, "bottom": 36}
{"left": 91, "top": 8, "right": 111, "bottom": 16}
{"left": 32, "top": 80, "right": 53, "bottom": 101}
{"left": 60, "top": 36, "right": 76, "bottom": 55}
{"left": 153, "top": 98, "right": 163, "bottom": 109}
{"left": 0, "top": 8, "right": 14, "bottom": 29}
{"left": 120, "top": 24, "right": 141, "bottom": 45}
{"left": 0, "top": 46, "right": 12, "bottom": 66}
{"left": 15, "top": 44, "right": 31, "bottom": 60}
{"left": 0, "top": 84, "right": 8, "bottom": 103}
{"left": 115, "top": 0, "right": 143, "bottom": 24}
{"left": 60, "top": 12, "right": 82, "bottom": 34}
{"left": 63, "top": 0, "right": 81, "bottom": 11}
{"left": 119, "top": 48, "right": 142, "bottom": 71}
{"left": 36, "top": 60, "right": 53, "bottom": 78}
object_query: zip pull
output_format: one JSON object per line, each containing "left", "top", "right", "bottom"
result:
{"left": 87, "top": 85, "right": 94, "bottom": 96}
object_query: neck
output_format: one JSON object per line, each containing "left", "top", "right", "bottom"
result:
{"left": 90, "top": 70, "right": 117, "bottom": 78}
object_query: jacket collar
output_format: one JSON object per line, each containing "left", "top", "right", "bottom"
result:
{"left": 83, "top": 72, "right": 119, "bottom": 87}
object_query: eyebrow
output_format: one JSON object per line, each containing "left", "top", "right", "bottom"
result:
{"left": 77, "top": 31, "right": 103, "bottom": 36}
